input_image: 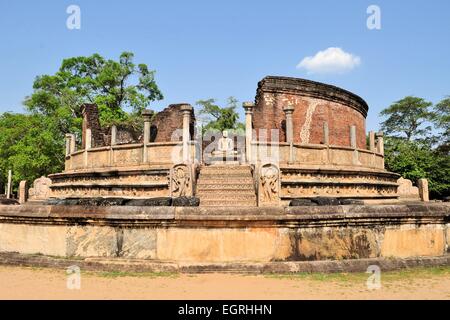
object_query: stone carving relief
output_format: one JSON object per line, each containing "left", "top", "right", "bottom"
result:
{"left": 170, "top": 164, "right": 193, "bottom": 197}
{"left": 259, "top": 163, "right": 280, "bottom": 205}
{"left": 397, "top": 177, "right": 420, "bottom": 200}
{"left": 28, "top": 176, "right": 52, "bottom": 201}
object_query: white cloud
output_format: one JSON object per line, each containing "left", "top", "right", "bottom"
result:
{"left": 296, "top": 47, "right": 361, "bottom": 74}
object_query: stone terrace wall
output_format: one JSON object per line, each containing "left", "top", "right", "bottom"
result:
{"left": 150, "top": 104, "right": 196, "bottom": 142}
{"left": 254, "top": 76, "right": 368, "bottom": 149}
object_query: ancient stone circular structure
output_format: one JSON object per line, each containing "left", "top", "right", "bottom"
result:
{"left": 47, "top": 76, "right": 402, "bottom": 203}
{"left": 0, "top": 76, "right": 444, "bottom": 271}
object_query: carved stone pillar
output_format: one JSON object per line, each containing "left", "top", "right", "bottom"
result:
{"left": 283, "top": 104, "right": 295, "bottom": 143}
{"left": 180, "top": 104, "right": 193, "bottom": 162}
{"left": 258, "top": 163, "right": 281, "bottom": 206}
{"left": 323, "top": 122, "right": 329, "bottom": 145}
{"left": 376, "top": 132, "right": 384, "bottom": 155}
{"left": 142, "top": 109, "right": 153, "bottom": 163}
{"left": 6, "top": 170, "right": 12, "bottom": 199}
{"left": 350, "top": 125, "right": 357, "bottom": 148}
{"left": 111, "top": 125, "right": 117, "bottom": 146}
{"left": 19, "top": 180, "right": 28, "bottom": 204}
{"left": 243, "top": 102, "right": 254, "bottom": 163}
{"left": 369, "top": 131, "right": 376, "bottom": 151}
{"left": 418, "top": 178, "right": 429, "bottom": 202}
{"left": 170, "top": 163, "right": 194, "bottom": 197}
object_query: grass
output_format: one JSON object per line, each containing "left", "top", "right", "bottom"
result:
{"left": 264, "top": 266, "right": 450, "bottom": 284}
{"left": 89, "top": 270, "right": 180, "bottom": 279}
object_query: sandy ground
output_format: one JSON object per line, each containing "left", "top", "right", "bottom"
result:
{"left": 0, "top": 265, "right": 449, "bottom": 300}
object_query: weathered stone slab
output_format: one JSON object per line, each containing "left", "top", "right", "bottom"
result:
{"left": 66, "top": 226, "right": 118, "bottom": 257}
{"left": 172, "top": 197, "right": 200, "bottom": 207}
{"left": 28, "top": 176, "right": 52, "bottom": 201}
{"left": 381, "top": 225, "right": 445, "bottom": 258}
{"left": 289, "top": 199, "right": 317, "bottom": 206}
{"left": 397, "top": 177, "right": 420, "bottom": 200}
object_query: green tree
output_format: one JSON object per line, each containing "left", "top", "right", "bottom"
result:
{"left": 0, "top": 52, "right": 163, "bottom": 191}
{"left": 0, "top": 113, "right": 65, "bottom": 193}
{"left": 433, "top": 96, "right": 450, "bottom": 153}
{"left": 381, "top": 96, "right": 450, "bottom": 199}
{"left": 384, "top": 138, "right": 450, "bottom": 198}
{"left": 24, "top": 52, "right": 163, "bottom": 132}
{"left": 196, "top": 97, "right": 245, "bottom": 134}
{"left": 380, "top": 96, "right": 433, "bottom": 141}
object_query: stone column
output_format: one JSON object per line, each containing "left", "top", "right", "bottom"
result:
{"left": 350, "top": 125, "right": 357, "bottom": 148}
{"left": 283, "top": 104, "right": 295, "bottom": 143}
{"left": 180, "top": 104, "right": 193, "bottom": 162}
{"left": 376, "top": 132, "right": 384, "bottom": 155}
{"left": 142, "top": 109, "right": 153, "bottom": 163}
{"left": 85, "top": 128, "right": 92, "bottom": 150}
{"left": 84, "top": 128, "right": 92, "bottom": 167}
{"left": 369, "top": 131, "right": 376, "bottom": 151}
{"left": 418, "top": 178, "right": 429, "bottom": 202}
{"left": 323, "top": 122, "right": 329, "bottom": 145}
{"left": 19, "top": 180, "right": 28, "bottom": 204}
{"left": 111, "top": 125, "right": 117, "bottom": 146}
{"left": 6, "top": 170, "right": 12, "bottom": 199}
{"left": 65, "top": 134, "right": 71, "bottom": 156}
{"left": 243, "top": 102, "right": 254, "bottom": 163}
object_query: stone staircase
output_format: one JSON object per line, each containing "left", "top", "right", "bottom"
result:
{"left": 196, "top": 165, "right": 257, "bottom": 207}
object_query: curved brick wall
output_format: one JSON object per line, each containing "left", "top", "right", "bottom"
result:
{"left": 253, "top": 76, "right": 368, "bottom": 149}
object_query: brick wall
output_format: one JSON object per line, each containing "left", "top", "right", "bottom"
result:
{"left": 150, "top": 104, "right": 195, "bottom": 142}
{"left": 253, "top": 77, "right": 368, "bottom": 149}
{"left": 81, "top": 104, "right": 105, "bottom": 148}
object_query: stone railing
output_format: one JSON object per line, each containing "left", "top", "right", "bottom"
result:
{"left": 250, "top": 141, "right": 385, "bottom": 170}
{"left": 65, "top": 141, "right": 199, "bottom": 171}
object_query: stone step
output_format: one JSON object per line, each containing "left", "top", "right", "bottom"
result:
{"left": 197, "top": 165, "right": 256, "bottom": 207}
{"left": 196, "top": 193, "right": 256, "bottom": 200}
{"left": 197, "top": 180, "right": 254, "bottom": 186}
{"left": 197, "top": 185, "right": 255, "bottom": 191}
{"left": 200, "top": 200, "right": 257, "bottom": 207}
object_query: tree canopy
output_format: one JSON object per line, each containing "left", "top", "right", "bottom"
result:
{"left": 380, "top": 96, "right": 450, "bottom": 199}
{"left": 196, "top": 97, "right": 245, "bottom": 135}
{"left": 1, "top": 52, "right": 163, "bottom": 192}
{"left": 380, "top": 96, "right": 433, "bottom": 141}
{"left": 24, "top": 52, "right": 163, "bottom": 132}
{"left": 0, "top": 113, "right": 65, "bottom": 192}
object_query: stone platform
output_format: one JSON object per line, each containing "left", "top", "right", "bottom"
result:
{"left": 0, "top": 203, "right": 448, "bottom": 264}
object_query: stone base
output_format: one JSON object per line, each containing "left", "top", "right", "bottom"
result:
{"left": 0, "top": 251, "right": 448, "bottom": 274}
{"left": 0, "top": 203, "right": 448, "bottom": 262}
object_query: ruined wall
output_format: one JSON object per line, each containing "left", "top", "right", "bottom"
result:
{"left": 81, "top": 104, "right": 105, "bottom": 148}
{"left": 150, "top": 104, "right": 196, "bottom": 142}
{"left": 254, "top": 77, "right": 368, "bottom": 149}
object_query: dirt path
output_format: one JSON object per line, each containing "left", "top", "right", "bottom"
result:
{"left": 0, "top": 265, "right": 449, "bottom": 300}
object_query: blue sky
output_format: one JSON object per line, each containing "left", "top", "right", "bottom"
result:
{"left": 0, "top": 0, "right": 449, "bottom": 131}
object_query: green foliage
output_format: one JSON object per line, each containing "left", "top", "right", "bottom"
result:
{"left": 196, "top": 97, "right": 245, "bottom": 135}
{"left": 433, "top": 96, "right": 450, "bottom": 153}
{"left": 0, "top": 52, "right": 162, "bottom": 191}
{"left": 384, "top": 138, "right": 449, "bottom": 198}
{"left": 24, "top": 52, "right": 163, "bottom": 129}
{"left": 380, "top": 96, "right": 433, "bottom": 141}
{"left": 0, "top": 113, "right": 65, "bottom": 192}
{"left": 381, "top": 96, "right": 450, "bottom": 199}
